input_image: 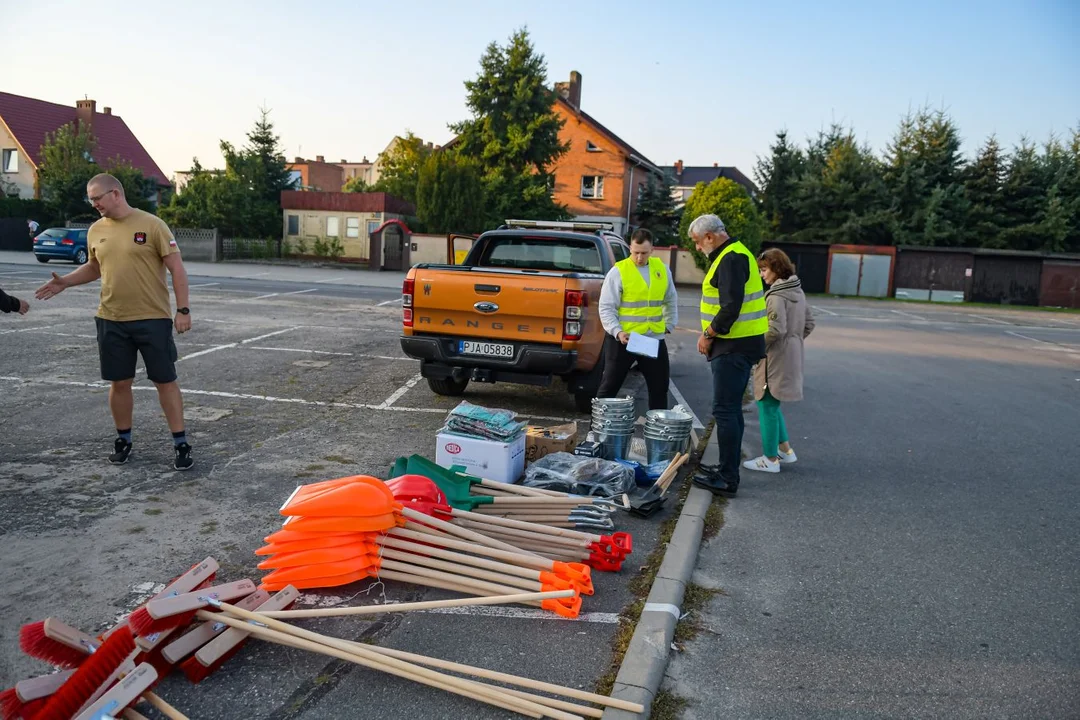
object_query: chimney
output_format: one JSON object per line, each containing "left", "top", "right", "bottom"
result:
{"left": 294, "top": 156, "right": 303, "bottom": 163}
{"left": 553, "top": 71, "right": 582, "bottom": 110}
{"left": 315, "top": 155, "right": 325, "bottom": 163}
{"left": 674, "top": 159, "right": 684, "bottom": 175}
{"left": 103, "top": 107, "right": 112, "bottom": 115}
{"left": 75, "top": 99, "right": 96, "bottom": 131}
{"left": 362, "top": 156, "right": 369, "bottom": 163}
{"left": 341, "top": 158, "right": 347, "bottom": 163}
{"left": 713, "top": 162, "right": 718, "bottom": 167}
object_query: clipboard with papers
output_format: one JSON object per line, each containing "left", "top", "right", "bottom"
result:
{"left": 627, "top": 332, "right": 660, "bottom": 358}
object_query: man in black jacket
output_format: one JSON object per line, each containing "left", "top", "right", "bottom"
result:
{"left": 0, "top": 286, "right": 29, "bottom": 315}
{"left": 689, "top": 214, "right": 767, "bottom": 498}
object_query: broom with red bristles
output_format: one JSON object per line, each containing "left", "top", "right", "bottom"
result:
{"left": 27, "top": 624, "right": 136, "bottom": 720}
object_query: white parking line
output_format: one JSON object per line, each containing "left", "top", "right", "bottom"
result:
{"left": 1005, "top": 330, "right": 1080, "bottom": 354}
{"left": 890, "top": 309, "right": 926, "bottom": 321}
{"left": 0, "top": 270, "right": 35, "bottom": 276}
{"left": 188, "top": 282, "right": 221, "bottom": 289}
{"left": 178, "top": 343, "right": 239, "bottom": 362}
{"left": 249, "top": 292, "right": 279, "bottom": 300}
{"left": 247, "top": 346, "right": 355, "bottom": 357}
{"left": 811, "top": 305, "right": 838, "bottom": 316}
{"left": 240, "top": 327, "right": 301, "bottom": 344}
{"left": 964, "top": 313, "right": 1011, "bottom": 325}
{"left": 316, "top": 276, "right": 346, "bottom": 284}
{"left": 0, "top": 323, "right": 69, "bottom": 335}
{"left": 377, "top": 298, "right": 403, "bottom": 306}
{"left": 0, "top": 375, "right": 579, "bottom": 421}
{"left": 668, "top": 379, "right": 705, "bottom": 431}
{"left": 379, "top": 373, "right": 423, "bottom": 408}
{"left": 282, "top": 288, "right": 318, "bottom": 296}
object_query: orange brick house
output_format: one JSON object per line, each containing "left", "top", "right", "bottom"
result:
{"left": 550, "top": 71, "right": 663, "bottom": 235}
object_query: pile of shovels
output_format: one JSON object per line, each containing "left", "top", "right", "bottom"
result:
{"left": 255, "top": 474, "right": 598, "bottom": 617}
{"left": 392, "top": 455, "right": 626, "bottom": 531}
{"left": 627, "top": 453, "right": 690, "bottom": 518}
{"left": 4, "top": 555, "right": 643, "bottom": 719}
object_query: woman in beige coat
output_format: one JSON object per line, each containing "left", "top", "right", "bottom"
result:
{"left": 743, "top": 248, "right": 814, "bottom": 473}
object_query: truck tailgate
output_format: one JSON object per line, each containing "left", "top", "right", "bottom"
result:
{"left": 410, "top": 269, "right": 566, "bottom": 343}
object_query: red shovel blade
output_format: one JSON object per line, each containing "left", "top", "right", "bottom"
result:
{"left": 387, "top": 474, "right": 450, "bottom": 516}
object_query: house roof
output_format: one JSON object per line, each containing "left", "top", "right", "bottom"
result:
{"left": 664, "top": 165, "right": 759, "bottom": 195}
{"left": 280, "top": 190, "right": 415, "bottom": 215}
{"left": 556, "top": 97, "right": 661, "bottom": 174}
{"left": 0, "top": 92, "right": 169, "bottom": 186}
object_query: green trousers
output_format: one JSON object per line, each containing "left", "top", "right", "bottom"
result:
{"left": 757, "top": 390, "right": 789, "bottom": 459}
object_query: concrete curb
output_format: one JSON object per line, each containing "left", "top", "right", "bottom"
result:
{"left": 602, "top": 381, "right": 758, "bottom": 718}
{"left": 601, "top": 422, "right": 719, "bottom": 719}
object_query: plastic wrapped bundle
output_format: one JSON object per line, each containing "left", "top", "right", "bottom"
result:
{"left": 441, "top": 400, "right": 527, "bottom": 441}
{"left": 523, "top": 452, "right": 636, "bottom": 497}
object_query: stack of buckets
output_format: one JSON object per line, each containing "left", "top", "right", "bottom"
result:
{"left": 644, "top": 409, "right": 694, "bottom": 464}
{"left": 591, "top": 397, "right": 636, "bottom": 461}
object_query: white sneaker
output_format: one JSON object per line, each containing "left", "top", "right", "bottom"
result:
{"left": 777, "top": 448, "right": 797, "bottom": 464}
{"left": 743, "top": 456, "right": 780, "bottom": 473}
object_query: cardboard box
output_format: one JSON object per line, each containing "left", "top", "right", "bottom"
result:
{"left": 525, "top": 422, "right": 579, "bottom": 464}
{"left": 436, "top": 432, "right": 526, "bottom": 484}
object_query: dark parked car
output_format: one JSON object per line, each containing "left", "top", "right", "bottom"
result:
{"left": 34, "top": 228, "right": 89, "bottom": 265}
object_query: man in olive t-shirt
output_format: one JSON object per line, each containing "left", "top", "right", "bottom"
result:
{"left": 36, "top": 173, "right": 194, "bottom": 470}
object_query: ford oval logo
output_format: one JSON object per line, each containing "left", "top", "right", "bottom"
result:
{"left": 474, "top": 301, "right": 499, "bottom": 314}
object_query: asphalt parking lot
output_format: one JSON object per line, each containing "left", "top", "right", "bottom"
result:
{"left": 0, "top": 261, "right": 680, "bottom": 720}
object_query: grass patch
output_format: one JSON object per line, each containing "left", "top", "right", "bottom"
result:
{"left": 143, "top": 508, "right": 163, "bottom": 516}
{"left": 145, "top": 496, "right": 162, "bottom": 502}
{"left": 703, "top": 500, "right": 725, "bottom": 540}
{"left": 200, "top": 521, "right": 218, "bottom": 535}
{"left": 651, "top": 690, "right": 690, "bottom": 720}
{"left": 304, "top": 464, "right": 326, "bottom": 472}
{"left": 673, "top": 583, "right": 722, "bottom": 646}
{"left": 294, "top": 472, "right": 315, "bottom": 479}
{"left": 594, "top": 598, "right": 644, "bottom": 696}
{"left": 90, "top": 474, "right": 102, "bottom": 481}
{"left": 323, "top": 456, "right": 355, "bottom": 465}
{"left": 126, "top": 526, "right": 145, "bottom": 534}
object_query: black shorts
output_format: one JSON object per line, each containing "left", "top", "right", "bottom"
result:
{"left": 95, "top": 317, "right": 178, "bottom": 384}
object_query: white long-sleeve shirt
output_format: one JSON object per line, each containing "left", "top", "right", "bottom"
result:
{"left": 598, "top": 261, "right": 679, "bottom": 340}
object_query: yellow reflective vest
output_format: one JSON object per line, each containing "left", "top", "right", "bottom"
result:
{"left": 616, "top": 257, "right": 668, "bottom": 335}
{"left": 700, "top": 241, "right": 768, "bottom": 338}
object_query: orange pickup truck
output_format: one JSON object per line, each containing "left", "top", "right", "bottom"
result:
{"left": 399, "top": 220, "right": 632, "bottom": 412}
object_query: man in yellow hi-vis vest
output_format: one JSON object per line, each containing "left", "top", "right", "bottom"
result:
{"left": 689, "top": 214, "right": 767, "bottom": 498}
{"left": 597, "top": 229, "right": 679, "bottom": 410}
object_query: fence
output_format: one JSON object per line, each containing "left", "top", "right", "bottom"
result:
{"left": 221, "top": 237, "right": 281, "bottom": 261}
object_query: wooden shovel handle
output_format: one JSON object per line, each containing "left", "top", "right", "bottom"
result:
{"left": 261, "top": 589, "right": 575, "bottom": 618}
{"left": 451, "top": 508, "right": 599, "bottom": 543}
{"left": 205, "top": 609, "right": 571, "bottom": 719}
{"left": 377, "top": 535, "right": 542, "bottom": 581}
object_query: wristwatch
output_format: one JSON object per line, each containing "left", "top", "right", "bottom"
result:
{"left": 177, "top": 307, "right": 190, "bottom": 315}
{"left": 703, "top": 327, "right": 714, "bottom": 339}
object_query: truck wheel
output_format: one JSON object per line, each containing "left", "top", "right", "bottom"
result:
{"left": 427, "top": 376, "right": 469, "bottom": 396}
{"left": 573, "top": 390, "right": 595, "bottom": 414}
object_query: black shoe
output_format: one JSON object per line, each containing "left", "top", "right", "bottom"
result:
{"left": 173, "top": 442, "right": 193, "bottom": 471}
{"left": 109, "top": 438, "right": 133, "bottom": 465}
{"left": 691, "top": 474, "right": 738, "bottom": 498}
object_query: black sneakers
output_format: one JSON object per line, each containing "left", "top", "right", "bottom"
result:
{"left": 109, "top": 438, "right": 193, "bottom": 470}
{"left": 174, "top": 442, "right": 194, "bottom": 471}
{"left": 109, "top": 438, "right": 133, "bottom": 465}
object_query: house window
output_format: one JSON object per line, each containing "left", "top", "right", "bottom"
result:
{"left": 2, "top": 149, "right": 17, "bottom": 173}
{"left": 326, "top": 216, "right": 340, "bottom": 237}
{"left": 585, "top": 141, "right": 601, "bottom": 153}
{"left": 287, "top": 215, "right": 299, "bottom": 236}
{"left": 580, "top": 175, "right": 604, "bottom": 199}
{"left": 346, "top": 217, "right": 360, "bottom": 238}
{"left": 367, "top": 220, "right": 380, "bottom": 237}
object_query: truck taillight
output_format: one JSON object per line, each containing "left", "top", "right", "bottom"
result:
{"left": 402, "top": 278, "right": 414, "bottom": 328}
{"left": 563, "top": 290, "right": 586, "bottom": 341}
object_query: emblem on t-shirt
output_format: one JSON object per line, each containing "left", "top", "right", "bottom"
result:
{"left": 134, "top": 232, "right": 147, "bottom": 245}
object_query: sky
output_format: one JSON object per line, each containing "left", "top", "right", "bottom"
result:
{"left": 6, "top": 0, "right": 1078, "bottom": 181}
